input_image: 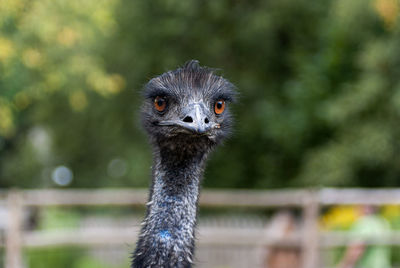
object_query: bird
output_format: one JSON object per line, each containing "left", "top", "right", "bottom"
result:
{"left": 132, "top": 60, "right": 236, "bottom": 268}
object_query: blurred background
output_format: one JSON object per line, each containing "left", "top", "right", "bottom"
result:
{"left": 1, "top": 0, "right": 400, "bottom": 267}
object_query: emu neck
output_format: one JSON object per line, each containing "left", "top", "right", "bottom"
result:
{"left": 132, "top": 143, "right": 209, "bottom": 268}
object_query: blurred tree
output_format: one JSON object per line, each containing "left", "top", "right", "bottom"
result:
{"left": 0, "top": 0, "right": 128, "bottom": 187}
{"left": 297, "top": 0, "right": 400, "bottom": 187}
{"left": 1, "top": 0, "right": 400, "bottom": 189}
{"left": 0, "top": 0, "right": 124, "bottom": 136}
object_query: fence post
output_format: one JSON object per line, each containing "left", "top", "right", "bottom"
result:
{"left": 5, "top": 190, "right": 24, "bottom": 268}
{"left": 301, "top": 190, "right": 319, "bottom": 268}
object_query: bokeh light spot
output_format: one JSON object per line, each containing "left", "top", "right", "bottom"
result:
{"left": 22, "top": 48, "right": 43, "bottom": 68}
{"left": 0, "top": 38, "right": 14, "bottom": 62}
{"left": 57, "top": 27, "right": 79, "bottom": 47}
{"left": 52, "top": 166, "right": 73, "bottom": 186}
{"left": 69, "top": 90, "right": 88, "bottom": 112}
{"left": 107, "top": 158, "right": 127, "bottom": 178}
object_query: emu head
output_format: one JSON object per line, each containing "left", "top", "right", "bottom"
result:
{"left": 141, "top": 60, "right": 236, "bottom": 149}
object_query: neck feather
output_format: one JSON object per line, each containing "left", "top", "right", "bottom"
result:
{"left": 132, "top": 144, "right": 209, "bottom": 268}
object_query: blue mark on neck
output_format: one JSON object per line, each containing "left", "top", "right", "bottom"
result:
{"left": 159, "top": 229, "right": 171, "bottom": 239}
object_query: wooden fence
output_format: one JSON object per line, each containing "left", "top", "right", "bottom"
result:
{"left": 1, "top": 188, "right": 400, "bottom": 268}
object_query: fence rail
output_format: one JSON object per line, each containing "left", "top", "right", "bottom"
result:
{"left": 15, "top": 188, "right": 400, "bottom": 206}
{"left": 1, "top": 188, "right": 400, "bottom": 268}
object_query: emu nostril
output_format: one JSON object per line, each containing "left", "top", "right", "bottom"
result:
{"left": 204, "top": 118, "right": 209, "bottom": 124}
{"left": 183, "top": 116, "right": 193, "bottom": 123}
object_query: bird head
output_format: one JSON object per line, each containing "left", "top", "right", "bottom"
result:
{"left": 141, "top": 60, "right": 236, "bottom": 147}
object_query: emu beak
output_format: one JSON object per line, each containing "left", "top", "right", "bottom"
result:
{"left": 158, "top": 102, "right": 216, "bottom": 134}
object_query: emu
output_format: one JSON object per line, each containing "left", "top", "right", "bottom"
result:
{"left": 132, "top": 60, "right": 236, "bottom": 268}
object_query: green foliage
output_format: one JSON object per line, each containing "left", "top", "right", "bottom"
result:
{"left": 1, "top": 0, "right": 400, "bottom": 188}
{"left": 27, "top": 247, "right": 84, "bottom": 268}
{"left": 75, "top": 256, "right": 112, "bottom": 268}
{"left": 0, "top": 0, "right": 123, "bottom": 136}
{"left": 38, "top": 208, "right": 80, "bottom": 230}
{"left": 27, "top": 247, "right": 126, "bottom": 268}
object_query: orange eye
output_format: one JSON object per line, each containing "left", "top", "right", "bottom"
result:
{"left": 214, "top": 99, "right": 225, "bottom": 115}
{"left": 154, "top": 96, "right": 167, "bottom": 112}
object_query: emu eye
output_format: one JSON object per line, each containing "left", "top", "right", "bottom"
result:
{"left": 154, "top": 96, "right": 167, "bottom": 112}
{"left": 214, "top": 99, "right": 225, "bottom": 115}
